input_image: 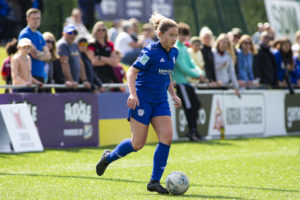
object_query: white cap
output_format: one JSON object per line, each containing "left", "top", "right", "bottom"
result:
{"left": 18, "top": 38, "right": 32, "bottom": 48}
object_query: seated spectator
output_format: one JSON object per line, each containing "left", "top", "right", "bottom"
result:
{"left": 57, "top": 24, "right": 91, "bottom": 92}
{"left": 213, "top": 33, "right": 240, "bottom": 96}
{"left": 11, "top": 38, "right": 43, "bottom": 92}
{"left": 292, "top": 30, "right": 300, "bottom": 55}
{"left": 65, "top": 8, "right": 93, "bottom": 42}
{"left": 236, "top": 34, "right": 258, "bottom": 88}
{"left": 108, "top": 18, "right": 122, "bottom": 43}
{"left": 115, "top": 20, "right": 144, "bottom": 65}
{"left": 291, "top": 48, "right": 300, "bottom": 87}
{"left": 200, "top": 26, "right": 220, "bottom": 86}
{"left": 87, "top": 21, "right": 119, "bottom": 84}
{"left": 273, "top": 38, "right": 294, "bottom": 88}
{"left": 253, "top": 31, "right": 278, "bottom": 88}
{"left": 1, "top": 38, "right": 18, "bottom": 93}
{"left": 187, "top": 36, "right": 205, "bottom": 76}
{"left": 139, "top": 23, "right": 157, "bottom": 46}
{"left": 77, "top": 37, "right": 103, "bottom": 93}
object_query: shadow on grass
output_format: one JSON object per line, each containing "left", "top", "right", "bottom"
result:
{"left": 1, "top": 172, "right": 299, "bottom": 194}
{"left": 191, "top": 183, "right": 300, "bottom": 193}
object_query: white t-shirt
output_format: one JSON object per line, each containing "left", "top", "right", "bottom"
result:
{"left": 115, "top": 32, "right": 134, "bottom": 56}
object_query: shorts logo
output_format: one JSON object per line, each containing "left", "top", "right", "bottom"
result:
{"left": 138, "top": 109, "right": 145, "bottom": 117}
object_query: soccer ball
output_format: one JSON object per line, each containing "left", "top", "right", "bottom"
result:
{"left": 165, "top": 171, "right": 189, "bottom": 195}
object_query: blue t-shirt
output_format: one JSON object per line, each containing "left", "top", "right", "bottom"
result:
{"left": 18, "top": 26, "right": 46, "bottom": 79}
{"left": 132, "top": 41, "right": 178, "bottom": 103}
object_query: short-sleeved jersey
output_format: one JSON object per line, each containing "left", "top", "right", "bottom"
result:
{"left": 18, "top": 26, "right": 46, "bottom": 78}
{"left": 132, "top": 41, "right": 178, "bottom": 103}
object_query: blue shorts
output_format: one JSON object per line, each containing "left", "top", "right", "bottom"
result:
{"left": 128, "top": 98, "right": 171, "bottom": 125}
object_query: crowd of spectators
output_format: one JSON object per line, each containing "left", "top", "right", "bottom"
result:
{"left": 1, "top": 5, "right": 300, "bottom": 94}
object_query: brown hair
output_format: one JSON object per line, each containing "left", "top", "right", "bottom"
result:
{"left": 149, "top": 13, "right": 177, "bottom": 34}
{"left": 178, "top": 22, "right": 190, "bottom": 36}
{"left": 5, "top": 38, "right": 18, "bottom": 56}
{"left": 237, "top": 34, "right": 257, "bottom": 54}
{"left": 279, "top": 37, "right": 293, "bottom": 67}
{"left": 26, "top": 8, "right": 41, "bottom": 18}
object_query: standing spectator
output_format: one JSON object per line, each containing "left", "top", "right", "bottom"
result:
{"left": 18, "top": 8, "right": 51, "bottom": 83}
{"left": 200, "top": 26, "right": 219, "bottom": 86}
{"left": 65, "top": 8, "right": 93, "bottom": 42}
{"left": 236, "top": 35, "right": 257, "bottom": 88}
{"left": 187, "top": 36, "right": 205, "bottom": 75}
{"left": 78, "top": 37, "right": 103, "bottom": 93}
{"left": 252, "top": 22, "right": 264, "bottom": 45}
{"left": 213, "top": 34, "right": 240, "bottom": 96}
{"left": 291, "top": 48, "right": 300, "bottom": 87}
{"left": 273, "top": 38, "right": 294, "bottom": 88}
{"left": 253, "top": 31, "right": 278, "bottom": 88}
{"left": 115, "top": 20, "right": 144, "bottom": 65}
{"left": 1, "top": 38, "right": 18, "bottom": 93}
{"left": 173, "top": 23, "right": 205, "bottom": 141}
{"left": 292, "top": 30, "right": 300, "bottom": 55}
{"left": 11, "top": 38, "right": 43, "bottom": 92}
{"left": 108, "top": 18, "right": 121, "bottom": 43}
{"left": 57, "top": 24, "right": 91, "bottom": 91}
{"left": 87, "top": 21, "right": 119, "bottom": 84}
{"left": 228, "top": 28, "right": 242, "bottom": 77}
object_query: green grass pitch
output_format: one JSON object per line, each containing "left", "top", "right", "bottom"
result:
{"left": 0, "top": 136, "right": 299, "bottom": 200}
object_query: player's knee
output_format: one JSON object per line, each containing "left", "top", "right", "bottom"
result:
{"left": 131, "top": 141, "right": 145, "bottom": 151}
{"left": 160, "top": 133, "right": 173, "bottom": 145}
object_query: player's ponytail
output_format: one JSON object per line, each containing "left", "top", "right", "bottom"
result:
{"left": 149, "top": 13, "right": 177, "bottom": 34}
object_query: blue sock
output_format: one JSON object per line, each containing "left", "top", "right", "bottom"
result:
{"left": 107, "top": 138, "right": 136, "bottom": 163}
{"left": 151, "top": 142, "right": 170, "bottom": 181}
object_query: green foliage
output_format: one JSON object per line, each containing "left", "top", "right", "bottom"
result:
{"left": 0, "top": 136, "right": 299, "bottom": 199}
{"left": 39, "top": 0, "right": 77, "bottom": 40}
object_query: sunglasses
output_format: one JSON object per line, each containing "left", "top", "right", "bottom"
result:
{"left": 67, "top": 30, "right": 78, "bottom": 35}
{"left": 97, "top": 28, "right": 106, "bottom": 32}
{"left": 234, "top": 34, "right": 241, "bottom": 39}
{"left": 78, "top": 42, "right": 88, "bottom": 47}
{"left": 45, "top": 40, "right": 55, "bottom": 44}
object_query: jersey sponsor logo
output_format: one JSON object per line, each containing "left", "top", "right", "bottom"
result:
{"left": 160, "top": 58, "right": 165, "bottom": 62}
{"left": 138, "top": 54, "right": 150, "bottom": 65}
{"left": 158, "top": 69, "right": 172, "bottom": 75}
{"left": 138, "top": 108, "right": 145, "bottom": 117}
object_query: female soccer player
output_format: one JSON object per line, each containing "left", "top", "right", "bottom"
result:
{"left": 96, "top": 13, "right": 181, "bottom": 194}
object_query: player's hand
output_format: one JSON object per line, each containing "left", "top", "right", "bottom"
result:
{"left": 172, "top": 95, "right": 181, "bottom": 108}
{"left": 127, "top": 93, "right": 139, "bottom": 110}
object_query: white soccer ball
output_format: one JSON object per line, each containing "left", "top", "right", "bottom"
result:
{"left": 165, "top": 171, "right": 189, "bottom": 195}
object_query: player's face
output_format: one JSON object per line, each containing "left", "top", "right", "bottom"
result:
{"left": 27, "top": 13, "right": 41, "bottom": 29}
{"left": 160, "top": 27, "right": 178, "bottom": 50}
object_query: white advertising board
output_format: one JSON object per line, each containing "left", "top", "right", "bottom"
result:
{"left": 0, "top": 104, "right": 44, "bottom": 153}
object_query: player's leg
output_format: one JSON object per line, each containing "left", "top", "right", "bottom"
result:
{"left": 147, "top": 115, "right": 173, "bottom": 194}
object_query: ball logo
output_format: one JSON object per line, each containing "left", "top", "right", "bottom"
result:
{"left": 138, "top": 109, "right": 145, "bottom": 117}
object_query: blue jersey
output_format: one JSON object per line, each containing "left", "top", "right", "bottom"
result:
{"left": 18, "top": 26, "right": 46, "bottom": 79}
{"left": 132, "top": 41, "right": 178, "bottom": 103}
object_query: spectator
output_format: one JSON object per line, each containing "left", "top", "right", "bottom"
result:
{"left": 77, "top": 0, "right": 98, "bottom": 30}
{"left": 139, "top": 23, "right": 157, "bottom": 46}
{"left": 57, "top": 24, "right": 91, "bottom": 91}
{"left": 187, "top": 36, "right": 205, "bottom": 76}
{"left": 65, "top": 8, "right": 93, "bottom": 42}
{"left": 292, "top": 30, "right": 300, "bottom": 55}
{"left": 107, "top": 18, "right": 121, "bottom": 43}
{"left": 291, "top": 47, "right": 300, "bottom": 87}
{"left": 253, "top": 31, "right": 278, "bottom": 88}
{"left": 236, "top": 34, "right": 257, "bottom": 88}
{"left": 77, "top": 37, "right": 103, "bottom": 93}
{"left": 115, "top": 20, "right": 144, "bottom": 65}
{"left": 200, "top": 26, "right": 219, "bottom": 86}
{"left": 129, "top": 17, "right": 140, "bottom": 42}
{"left": 0, "top": 0, "right": 9, "bottom": 42}
{"left": 273, "top": 38, "right": 294, "bottom": 88}
{"left": 213, "top": 33, "right": 240, "bottom": 96}
{"left": 87, "top": 21, "right": 119, "bottom": 84}
{"left": 252, "top": 22, "right": 264, "bottom": 45}
{"left": 42, "top": 32, "right": 67, "bottom": 90}
{"left": 18, "top": 8, "right": 51, "bottom": 84}
{"left": 11, "top": 38, "right": 43, "bottom": 92}
{"left": 228, "top": 28, "right": 241, "bottom": 76}
{"left": 1, "top": 38, "right": 18, "bottom": 93}
{"left": 173, "top": 22, "right": 205, "bottom": 141}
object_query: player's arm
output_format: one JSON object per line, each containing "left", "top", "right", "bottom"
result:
{"left": 168, "top": 73, "right": 181, "bottom": 108}
{"left": 126, "top": 66, "right": 139, "bottom": 110}
{"left": 30, "top": 45, "right": 51, "bottom": 61}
